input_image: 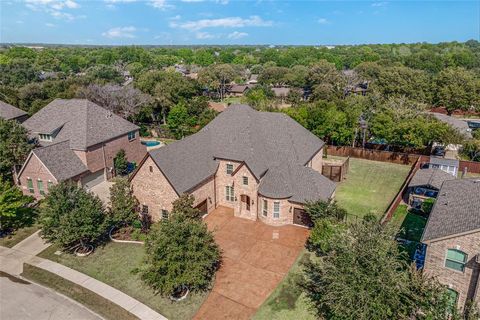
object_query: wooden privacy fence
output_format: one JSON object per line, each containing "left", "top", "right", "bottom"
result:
{"left": 380, "top": 157, "right": 423, "bottom": 225}
{"left": 459, "top": 160, "right": 480, "bottom": 175}
{"left": 327, "top": 145, "right": 420, "bottom": 165}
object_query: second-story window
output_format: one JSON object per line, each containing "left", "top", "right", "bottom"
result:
{"left": 128, "top": 131, "right": 136, "bottom": 141}
{"left": 445, "top": 249, "right": 467, "bottom": 272}
{"left": 226, "top": 164, "right": 233, "bottom": 175}
{"left": 243, "top": 176, "right": 248, "bottom": 185}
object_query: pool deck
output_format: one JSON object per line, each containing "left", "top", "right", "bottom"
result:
{"left": 140, "top": 138, "right": 163, "bottom": 151}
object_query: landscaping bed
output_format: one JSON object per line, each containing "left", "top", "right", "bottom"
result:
{"left": 330, "top": 157, "right": 411, "bottom": 219}
{"left": 38, "top": 242, "right": 208, "bottom": 320}
{"left": 0, "top": 225, "right": 39, "bottom": 248}
{"left": 21, "top": 263, "right": 138, "bottom": 320}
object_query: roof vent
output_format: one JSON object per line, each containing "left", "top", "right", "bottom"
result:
{"left": 106, "top": 111, "right": 113, "bottom": 118}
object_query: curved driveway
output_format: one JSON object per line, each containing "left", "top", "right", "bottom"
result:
{"left": 0, "top": 272, "right": 101, "bottom": 320}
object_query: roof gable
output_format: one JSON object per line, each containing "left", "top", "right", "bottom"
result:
{"left": 0, "top": 100, "right": 27, "bottom": 120}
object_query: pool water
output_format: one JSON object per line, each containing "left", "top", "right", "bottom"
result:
{"left": 141, "top": 140, "right": 161, "bottom": 147}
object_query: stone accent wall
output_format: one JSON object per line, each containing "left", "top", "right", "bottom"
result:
{"left": 214, "top": 160, "right": 242, "bottom": 210}
{"left": 17, "top": 154, "right": 57, "bottom": 199}
{"left": 423, "top": 232, "right": 480, "bottom": 310}
{"left": 190, "top": 177, "right": 215, "bottom": 214}
{"left": 307, "top": 147, "right": 324, "bottom": 174}
{"left": 231, "top": 164, "right": 259, "bottom": 221}
{"left": 130, "top": 156, "right": 178, "bottom": 221}
{"left": 81, "top": 131, "right": 146, "bottom": 178}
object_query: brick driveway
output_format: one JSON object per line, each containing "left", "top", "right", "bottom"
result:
{"left": 194, "top": 207, "right": 309, "bottom": 320}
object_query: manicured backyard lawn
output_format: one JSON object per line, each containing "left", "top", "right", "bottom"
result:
{"left": 390, "top": 204, "right": 427, "bottom": 260}
{"left": 0, "top": 225, "right": 39, "bottom": 248}
{"left": 253, "top": 251, "right": 316, "bottom": 320}
{"left": 332, "top": 157, "right": 411, "bottom": 219}
{"left": 38, "top": 242, "right": 208, "bottom": 320}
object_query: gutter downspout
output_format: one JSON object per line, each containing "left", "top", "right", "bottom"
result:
{"left": 102, "top": 143, "right": 108, "bottom": 180}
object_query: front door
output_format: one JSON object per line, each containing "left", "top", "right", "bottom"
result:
{"left": 241, "top": 195, "right": 250, "bottom": 211}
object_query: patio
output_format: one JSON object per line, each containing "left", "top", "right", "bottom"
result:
{"left": 194, "top": 206, "right": 309, "bottom": 320}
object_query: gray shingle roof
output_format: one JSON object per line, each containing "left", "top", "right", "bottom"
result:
{"left": 32, "top": 141, "right": 88, "bottom": 181}
{"left": 0, "top": 100, "right": 27, "bottom": 120}
{"left": 408, "top": 168, "right": 456, "bottom": 190}
{"left": 23, "top": 99, "right": 139, "bottom": 150}
{"left": 421, "top": 178, "right": 480, "bottom": 242}
{"left": 430, "top": 112, "right": 473, "bottom": 139}
{"left": 429, "top": 156, "right": 459, "bottom": 168}
{"left": 149, "top": 104, "right": 336, "bottom": 203}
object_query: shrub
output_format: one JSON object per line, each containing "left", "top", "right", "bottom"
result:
{"left": 109, "top": 178, "right": 138, "bottom": 226}
{"left": 171, "top": 194, "right": 202, "bottom": 220}
{"left": 138, "top": 215, "right": 221, "bottom": 297}
{"left": 114, "top": 149, "right": 129, "bottom": 176}
{"left": 39, "top": 182, "right": 107, "bottom": 250}
{"left": 304, "top": 200, "right": 347, "bottom": 224}
{"left": 0, "top": 178, "right": 34, "bottom": 232}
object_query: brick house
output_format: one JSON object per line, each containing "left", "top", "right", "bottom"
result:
{"left": 0, "top": 100, "right": 29, "bottom": 123}
{"left": 421, "top": 178, "right": 480, "bottom": 311}
{"left": 130, "top": 104, "right": 336, "bottom": 226}
{"left": 16, "top": 99, "right": 146, "bottom": 199}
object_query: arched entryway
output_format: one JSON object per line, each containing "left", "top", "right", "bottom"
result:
{"left": 240, "top": 194, "right": 251, "bottom": 213}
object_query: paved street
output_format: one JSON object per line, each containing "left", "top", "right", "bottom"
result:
{"left": 0, "top": 272, "right": 101, "bottom": 320}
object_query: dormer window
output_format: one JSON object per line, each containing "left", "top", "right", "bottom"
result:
{"left": 128, "top": 131, "right": 136, "bottom": 141}
{"left": 39, "top": 134, "right": 52, "bottom": 142}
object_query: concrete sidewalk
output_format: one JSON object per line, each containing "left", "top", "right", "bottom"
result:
{"left": 0, "top": 232, "right": 167, "bottom": 320}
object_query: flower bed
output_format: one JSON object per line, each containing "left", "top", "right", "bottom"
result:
{"left": 109, "top": 226, "right": 145, "bottom": 244}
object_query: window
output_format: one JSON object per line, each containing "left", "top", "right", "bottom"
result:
{"left": 225, "top": 186, "right": 235, "bottom": 201}
{"left": 273, "top": 201, "right": 280, "bottom": 219}
{"left": 445, "top": 249, "right": 467, "bottom": 272}
{"left": 161, "top": 209, "right": 169, "bottom": 220}
{"left": 226, "top": 164, "right": 233, "bottom": 174}
{"left": 142, "top": 205, "right": 149, "bottom": 215}
{"left": 37, "top": 179, "right": 45, "bottom": 196}
{"left": 149, "top": 166, "right": 153, "bottom": 173}
{"left": 47, "top": 181, "right": 53, "bottom": 190}
{"left": 27, "top": 178, "right": 34, "bottom": 194}
{"left": 262, "top": 199, "right": 268, "bottom": 216}
{"left": 38, "top": 134, "right": 52, "bottom": 142}
{"left": 128, "top": 131, "right": 136, "bottom": 141}
{"left": 446, "top": 289, "right": 459, "bottom": 313}
{"left": 243, "top": 176, "right": 248, "bottom": 185}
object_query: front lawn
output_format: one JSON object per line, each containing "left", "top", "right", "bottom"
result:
{"left": 38, "top": 242, "right": 208, "bottom": 320}
{"left": 331, "top": 157, "right": 410, "bottom": 219}
{"left": 253, "top": 251, "right": 316, "bottom": 320}
{"left": 0, "top": 225, "right": 39, "bottom": 248}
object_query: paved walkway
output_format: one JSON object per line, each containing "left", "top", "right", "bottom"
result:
{"left": 193, "top": 207, "right": 309, "bottom": 320}
{"left": 0, "top": 231, "right": 167, "bottom": 320}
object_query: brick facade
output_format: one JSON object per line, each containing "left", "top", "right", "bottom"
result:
{"left": 131, "top": 156, "right": 179, "bottom": 221}
{"left": 17, "top": 154, "right": 58, "bottom": 199}
{"left": 132, "top": 155, "right": 328, "bottom": 226}
{"left": 423, "top": 232, "right": 480, "bottom": 310}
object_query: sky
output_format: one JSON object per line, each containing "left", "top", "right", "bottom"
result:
{"left": 0, "top": 0, "right": 479, "bottom": 45}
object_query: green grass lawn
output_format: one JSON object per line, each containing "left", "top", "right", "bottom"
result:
{"left": 253, "top": 251, "right": 316, "bottom": 320}
{"left": 332, "top": 157, "right": 411, "bottom": 219}
{"left": 38, "top": 242, "right": 208, "bottom": 320}
{"left": 0, "top": 225, "right": 39, "bottom": 248}
{"left": 390, "top": 204, "right": 427, "bottom": 260}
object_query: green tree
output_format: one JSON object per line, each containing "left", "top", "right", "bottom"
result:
{"left": 0, "top": 118, "right": 34, "bottom": 181}
{"left": 114, "top": 149, "right": 129, "bottom": 176}
{"left": 171, "top": 194, "right": 202, "bottom": 220}
{"left": 304, "top": 200, "right": 347, "bottom": 223}
{"left": 461, "top": 139, "right": 480, "bottom": 162}
{"left": 39, "top": 183, "right": 107, "bottom": 250}
{"left": 109, "top": 178, "right": 138, "bottom": 226}
{"left": 167, "top": 103, "right": 196, "bottom": 139}
{"left": 198, "top": 64, "right": 236, "bottom": 101}
{"left": 138, "top": 215, "right": 221, "bottom": 296}
{"left": 302, "top": 221, "right": 454, "bottom": 319}
{"left": 0, "top": 179, "right": 34, "bottom": 231}
{"left": 435, "top": 67, "right": 479, "bottom": 114}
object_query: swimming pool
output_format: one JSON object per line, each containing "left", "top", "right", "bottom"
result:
{"left": 141, "top": 140, "right": 161, "bottom": 147}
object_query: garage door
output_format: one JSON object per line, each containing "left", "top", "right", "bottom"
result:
{"left": 195, "top": 199, "right": 208, "bottom": 215}
{"left": 293, "top": 208, "right": 313, "bottom": 228}
{"left": 81, "top": 170, "right": 105, "bottom": 189}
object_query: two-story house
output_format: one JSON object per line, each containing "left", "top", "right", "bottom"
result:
{"left": 16, "top": 99, "right": 146, "bottom": 199}
{"left": 130, "top": 104, "right": 336, "bottom": 226}
{"left": 421, "top": 178, "right": 480, "bottom": 311}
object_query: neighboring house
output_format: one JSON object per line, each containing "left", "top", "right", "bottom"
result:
{"left": 227, "top": 84, "right": 249, "bottom": 96}
{"left": 247, "top": 74, "right": 258, "bottom": 85}
{"left": 422, "top": 178, "right": 480, "bottom": 311}
{"left": 407, "top": 168, "right": 456, "bottom": 210}
{"left": 130, "top": 104, "right": 336, "bottom": 226}
{"left": 429, "top": 156, "right": 459, "bottom": 177}
{"left": 16, "top": 99, "right": 146, "bottom": 199}
{"left": 208, "top": 101, "right": 227, "bottom": 113}
{"left": 0, "top": 100, "right": 29, "bottom": 123}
